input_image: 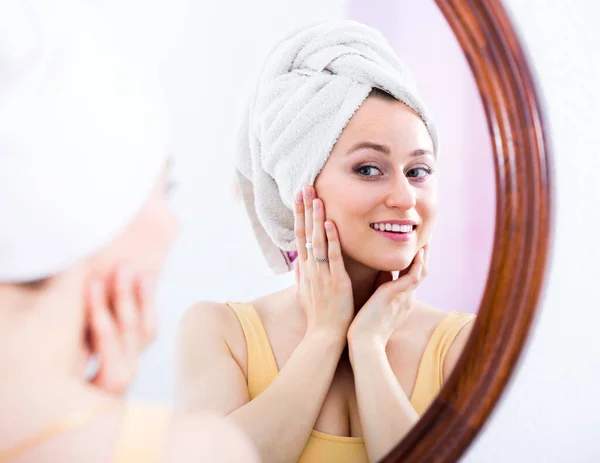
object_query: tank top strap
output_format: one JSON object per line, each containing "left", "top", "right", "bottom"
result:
{"left": 226, "top": 302, "right": 279, "bottom": 399}
{"left": 410, "top": 311, "right": 475, "bottom": 415}
{"left": 0, "top": 401, "right": 123, "bottom": 462}
{"left": 113, "top": 403, "right": 170, "bottom": 463}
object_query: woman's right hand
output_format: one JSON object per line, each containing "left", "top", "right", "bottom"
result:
{"left": 293, "top": 185, "right": 354, "bottom": 340}
{"left": 84, "top": 266, "right": 156, "bottom": 396}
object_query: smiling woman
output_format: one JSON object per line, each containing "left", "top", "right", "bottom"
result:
{"left": 176, "top": 20, "right": 475, "bottom": 463}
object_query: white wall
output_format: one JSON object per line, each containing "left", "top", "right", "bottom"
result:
{"left": 463, "top": 1, "right": 600, "bottom": 461}
{"left": 94, "top": 0, "right": 348, "bottom": 403}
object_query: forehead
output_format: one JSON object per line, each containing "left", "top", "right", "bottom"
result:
{"left": 333, "top": 96, "right": 434, "bottom": 155}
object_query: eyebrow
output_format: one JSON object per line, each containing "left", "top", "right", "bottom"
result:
{"left": 346, "top": 142, "right": 434, "bottom": 158}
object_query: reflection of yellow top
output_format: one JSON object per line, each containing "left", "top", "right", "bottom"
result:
{"left": 227, "top": 302, "right": 475, "bottom": 463}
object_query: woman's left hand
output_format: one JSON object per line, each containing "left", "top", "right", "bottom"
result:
{"left": 347, "top": 245, "right": 428, "bottom": 349}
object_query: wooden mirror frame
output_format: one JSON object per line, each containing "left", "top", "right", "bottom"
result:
{"left": 384, "top": 1, "right": 552, "bottom": 462}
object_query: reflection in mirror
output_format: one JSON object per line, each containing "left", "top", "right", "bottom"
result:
{"left": 174, "top": 3, "right": 494, "bottom": 463}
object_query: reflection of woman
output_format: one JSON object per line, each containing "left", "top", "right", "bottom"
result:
{"left": 0, "top": 3, "right": 257, "bottom": 462}
{"left": 178, "top": 21, "right": 475, "bottom": 463}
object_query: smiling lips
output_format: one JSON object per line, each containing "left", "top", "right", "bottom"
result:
{"left": 370, "top": 221, "right": 417, "bottom": 242}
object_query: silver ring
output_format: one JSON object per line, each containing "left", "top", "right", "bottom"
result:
{"left": 305, "top": 242, "right": 313, "bottom": 251}
{"left": 314, "top": 257, "right": 329, "bottom": 263}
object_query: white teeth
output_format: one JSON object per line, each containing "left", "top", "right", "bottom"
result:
{"left": 372, "top": 223, "right": 414, "bottom": 233}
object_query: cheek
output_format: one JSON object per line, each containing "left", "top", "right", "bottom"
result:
{"left": 127, "top": 201, "right": 178, "bottom": 273}
{"left": 146, "top": 203, "right": 178, "bottom": 256}
{"left": 416, "top": 189, "right": 438, "bottom": 236}
{"left": 320, "top": 186, "right": 371, "bottom": 230}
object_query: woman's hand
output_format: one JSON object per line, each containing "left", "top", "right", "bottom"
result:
{"left": 293, "top": 185, "right": 354, "bottom": 341}
{"left": 347, "top": 245, "right": 429, "bottom": 350}
{"left": 84, "top": 266, "right": 157, "bottom": 396}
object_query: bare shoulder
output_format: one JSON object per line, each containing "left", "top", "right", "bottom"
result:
{"left": 442, "top": 313, "right": 476, "bottom": 379}
{"left": 178, "top": 301, "right": 245, "bottom": 348}
{"left": 179, "top": 300, "right": 240, "bottom": 336}
{"left": 176, "top": 300, "right": 248, "bottom": 374}
{"left": 392, "top": 302, "right": 474, "bottom": 358}
{"left": 401, "top": 302, "right": 451, "bottom": 342}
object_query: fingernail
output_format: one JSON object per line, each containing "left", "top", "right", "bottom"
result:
{"left": 303, "top": 186, "right": 312, "bottom": 199}
{"left": 325, "top": 221, "right": 333, "bottom": 232}
{"left": 313, "top": 199, "right": 320, "bottom": 211}
{"left": 295, "top": 191, "right": 303, "bottom": 204}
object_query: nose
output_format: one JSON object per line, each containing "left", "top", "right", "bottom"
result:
{"left": 384, "top": 175, "right": 416, "bottom": 210}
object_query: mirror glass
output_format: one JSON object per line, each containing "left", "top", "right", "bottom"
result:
{"left": 111, "top": 0, "right": 495, "bottom": 457}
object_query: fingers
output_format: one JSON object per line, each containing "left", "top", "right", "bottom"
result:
{"left": 374, "top": 271, "right": 394, "bottom": 290}
{"left": 404, "top": 248, "right": 425, "bottom": 289}
{"left": 86, "top": 267, "right": 154, "bottom": 396}
{"left": 303, "top": 186, "right": 314, "bottom": 247}
{"left": 87, "top": 279, "right": 129, "bottom": 394}
{"left": 113, "top": 266, "right": 139, "bottom": 358}
{"left": 379, "top": 248, "right": 425, "bottom": 299}
{"left": 135, "top": 274, "right": 157, "bottom": 344}
{"left": 294, "top": 190, "right": 307, "bottom": 261}
{"left": 422, "top": 243, "right": 430, "bottom": 278}
{"left": 324, "top": 220, "right": 345, "bottom": 279}
{"left": 294, "top": 259, "right": 301, "bottom": 288}
{"left": 311, "top": 198, "right": 330, "bottom": 274}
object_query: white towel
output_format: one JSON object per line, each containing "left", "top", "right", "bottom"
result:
{"left": 235, "top": 20, "right": 438, "bottom": 274}
{"left": 0, "top": 0, "right": 169, "bottom": 282}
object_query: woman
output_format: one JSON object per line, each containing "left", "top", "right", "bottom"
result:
{"left": 0, "top": 2, "right": 257, "bottom": 462}
{"left": 177, "top": 21, "right": 475, "bottom": 463}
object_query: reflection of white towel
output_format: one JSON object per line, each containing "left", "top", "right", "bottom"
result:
{"left": 0, "top": 0, "right": 169, "bottom": 282}
{"left": 235, "top": 20, "right": 438, "bottom": 274}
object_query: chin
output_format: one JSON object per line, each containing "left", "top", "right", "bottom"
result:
{"left": 354, "top": 251, "right": 416, "bottom": 273}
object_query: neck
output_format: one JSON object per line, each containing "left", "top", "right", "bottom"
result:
{"left": 0, "top": 273, "right": 88, "bottom": 383}
{"left": 343, "top": 256, "right": 382, "bottom": 312}
{"left": 288, "top": 256, "right": 383, "bottom": 325}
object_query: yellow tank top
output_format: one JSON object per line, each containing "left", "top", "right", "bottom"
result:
{"left": 227, "top": 302, "right": 474, "bottom": 463}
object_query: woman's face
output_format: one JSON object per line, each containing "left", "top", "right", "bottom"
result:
{"left": 90, "top": 162, "right": 179, "bottom": 283}
{"left": 314, "top": 96, "right": 437, "bottom": 272}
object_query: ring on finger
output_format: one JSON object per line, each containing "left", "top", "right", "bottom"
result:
{"left": 314, "top": 257, "right": 329, "bottom": 263}
{"left": 305, "top": 242, "right": 313, "bottom": 251}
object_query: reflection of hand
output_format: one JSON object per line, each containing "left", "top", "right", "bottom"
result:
{"left": 293, "top": 185, "right": 354, "bottom": 341}
{"left": 85, "top": 267, "right": 156, "bottom": 396}
{"left": 347, "top": 245, "right": 428, "bottom": 350}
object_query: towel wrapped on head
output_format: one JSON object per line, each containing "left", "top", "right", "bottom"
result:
{"left": 235, "top": 20, "right": 438, "bottom": 274}
{"left": 0, "top": 0, "right": 169, "bottom": 282}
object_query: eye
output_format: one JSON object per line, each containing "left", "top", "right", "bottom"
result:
{"left": 406, "top": 166, "right": 434, "bottom": 181}
{"left": 355, "top": 164, "right": 383, "bottom": 178}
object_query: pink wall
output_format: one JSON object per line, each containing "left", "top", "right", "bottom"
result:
{"left": 347, "top": 0, "right": 495, "bottom": 314}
